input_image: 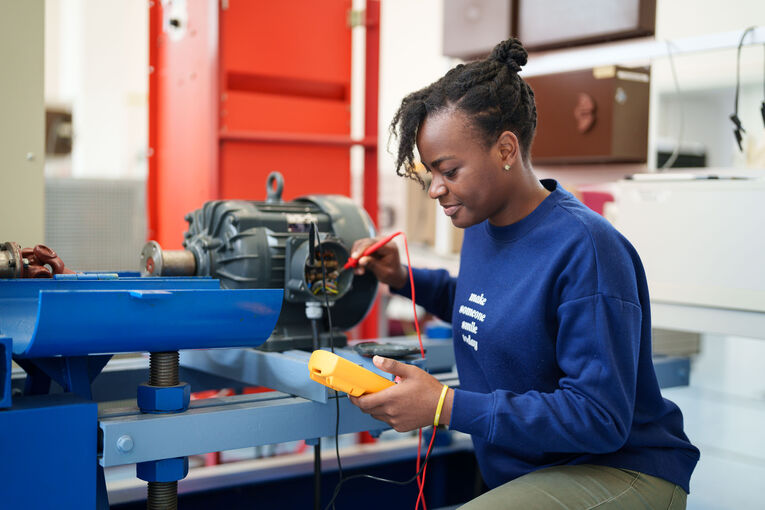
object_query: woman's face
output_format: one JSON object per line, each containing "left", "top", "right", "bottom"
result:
{"left": 416, "top": 110, "right": 516, "bottom": 228}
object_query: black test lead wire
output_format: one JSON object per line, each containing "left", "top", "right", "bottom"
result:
{"left": 313, "top": 221, "right": 345, "bottom": 507}
{"left": 316, "top": 228, "right": 437, "bottom": 510}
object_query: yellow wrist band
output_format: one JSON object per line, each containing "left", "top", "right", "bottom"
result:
{"left": 434, "top": 384, "right": 449, "bottom": 427}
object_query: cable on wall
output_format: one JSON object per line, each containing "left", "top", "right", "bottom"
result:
{"left": 730, "top": 26, "right": 758, "bottom": 151}
{"left": 660, "top": 40, "right": 685, "bottom": 169}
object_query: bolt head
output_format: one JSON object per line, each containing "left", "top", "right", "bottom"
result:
{"left": 117, "top": 435, "right": 134, "bottom": 453}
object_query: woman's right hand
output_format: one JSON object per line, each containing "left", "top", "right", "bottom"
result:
{"left": 350, "top": 236, "right": 408, "bottom": 290}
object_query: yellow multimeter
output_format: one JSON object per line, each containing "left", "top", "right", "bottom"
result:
{"left": 308, "top": 350, "right": 395, "bottom": 396}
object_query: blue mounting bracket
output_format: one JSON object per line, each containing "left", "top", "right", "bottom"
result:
{"left": 0, "top": 277, "right": 283, "bottom": 358}
{"left": 179, "top": 338, "right": 457, "bottom": 403}
{"left": 180, "top": 347, "right": 392, "bottom": 403}
{"left": 14, "top": 354, "right": 112, "bottom": 400}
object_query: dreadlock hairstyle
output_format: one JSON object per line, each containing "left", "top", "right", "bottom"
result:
{"left": 389, "top": 38, "right": 537, "bottom": 187}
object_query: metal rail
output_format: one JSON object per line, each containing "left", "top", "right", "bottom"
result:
{"left": 99, "top": 373, "right": 460, "bottom": 468}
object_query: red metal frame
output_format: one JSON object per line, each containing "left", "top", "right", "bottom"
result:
{"left": 363, "top": 1, "right": 380, "bottom": 225}
{"left": 147, "top": 5, "right": 158, "bottom": 241}
{"left": 360, "top": 1, "right": 381, "bottom": 339}
{"left": 148, "top": 0, "right": 219, "bottom": 249}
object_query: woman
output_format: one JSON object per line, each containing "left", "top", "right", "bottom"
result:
{"left": 348, "top": 38, "right": 699, "bottom": 509}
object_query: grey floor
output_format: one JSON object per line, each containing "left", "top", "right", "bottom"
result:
{"left": 661, "top": 334, "right": 765, "bottom": 510}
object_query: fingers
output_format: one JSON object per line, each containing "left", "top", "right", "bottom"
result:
{"left": 349, "top": 236, "right": 403, "bottom": 285}
{"left": 348, "top": 391, "right": 409, "bottom": 431}
{"left": 353, "top": 255, "right": 374, "bottom": 276}
{"left": 348, "top": 391, "right": 385, "bottom": 415}
{"left": 349, "top": 238, "right": 373, "bottom": 275}
{"left": 348, "top": 367, "right": 446, "bottom": 432}
{"left": 349, "top": 237, "right": 380, "bottom": 261}
{"left": 350, "top": 238, "right": 381, "bottom": 276}
{"left": 373, "top": 355, "right": 411, "bottom": 377}
{"left": 350, "top": 236, "right": 398, "bottom": 263}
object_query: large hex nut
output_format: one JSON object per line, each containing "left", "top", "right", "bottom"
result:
{"left": 136, "top": 457, "right": 189, "bottom": 483}
{"left": 137, "top": 382, "right": 190, "bottom": 413}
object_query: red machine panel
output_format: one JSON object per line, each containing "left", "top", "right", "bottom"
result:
{"left": 220, "top": 141, "right": 351, "bottom": 199}
{"left": 218, "top": 0, "right": 353, "bottom": 201}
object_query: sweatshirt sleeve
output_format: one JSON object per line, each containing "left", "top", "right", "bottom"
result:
{"left": 391, "top": 267, "right": 457, "bottom": 324}
{"left": 450, "top": 293, "right": 641, "bottom": 455}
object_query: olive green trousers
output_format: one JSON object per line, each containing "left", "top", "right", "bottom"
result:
{"left": 458, "top": 464, "right": 687, "bottom": 510}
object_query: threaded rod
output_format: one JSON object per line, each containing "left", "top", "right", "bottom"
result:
{"left": 149, "top": 351, "right": 179, "bottom": 386}
{"left": 146, "top": 353, "right": 181, "bottom": 510}
{"left": 147, "top": 481, "right": 178, "bottom": 510}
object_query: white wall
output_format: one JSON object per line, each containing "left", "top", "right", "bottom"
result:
{"left": 44, "top": 0, "right": 148, "bottom": 180}
{"left": 377, "top": 0, "right": 765, "bottom": 197}
{"left": 657, "top": 82, "right": 765, "bottom": 169}
{"left": 651, "top": 0, "right": 765, "bottom": 169}
{"left": 378, "top": 0, "right": 456, "bottom": 234}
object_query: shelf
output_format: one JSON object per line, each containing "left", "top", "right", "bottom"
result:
{"left": 521, "top": 26, "right": 765, "bottom": 77}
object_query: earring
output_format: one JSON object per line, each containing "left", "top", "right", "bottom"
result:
{"left": 503, "top": 164, "right": 511, "bottom": 171}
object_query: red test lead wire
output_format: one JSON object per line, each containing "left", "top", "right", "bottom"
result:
{"left": 350, "top": 231, "right": 432, "bottom": 509}
{"left": 416, "top": 429, "right": 438, "bottom": 510}
{"left": 399, "top": 233, "right": 430, "bottom": 510}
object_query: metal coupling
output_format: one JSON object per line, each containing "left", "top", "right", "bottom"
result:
{"left": 140, "top": 241, "right": 196, "bottom": 277}
{"left": 0, "top": 242, "right": 23, "bottom": 278}
{"left": 0, "top": 242, "right": 74, "bottom": 278}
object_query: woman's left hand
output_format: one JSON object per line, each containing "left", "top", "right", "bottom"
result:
{"left": 348, "top": 356, "right": 453, "bottom": 432}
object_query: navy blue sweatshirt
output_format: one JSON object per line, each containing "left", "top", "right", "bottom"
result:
{"left": 395, "top": 180, "right": 699, "bottom": 492}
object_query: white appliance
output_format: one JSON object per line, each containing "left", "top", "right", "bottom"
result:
{"left": 607, "top": 173, "right": 765, "bottom": 314}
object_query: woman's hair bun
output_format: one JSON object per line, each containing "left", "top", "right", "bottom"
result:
{"left": 488, "top": 38, "right": 528, "bottom": 72}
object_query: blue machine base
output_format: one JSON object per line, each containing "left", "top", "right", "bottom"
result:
{"left": 0, "top": 393, "right": 99, "bottom": 510}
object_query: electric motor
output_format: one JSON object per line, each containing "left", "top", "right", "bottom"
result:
{"left": 141, "top": 172, "right": 379, "bottom": 351}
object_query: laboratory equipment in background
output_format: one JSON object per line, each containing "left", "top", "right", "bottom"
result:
{"left": 608, "top": 173, "right": 765, "bottom": 324}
